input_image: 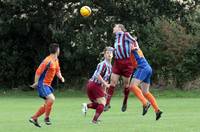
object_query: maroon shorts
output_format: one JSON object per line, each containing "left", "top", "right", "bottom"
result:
{"left": 112, "top": 58, "right": 134, "bottom": 78}
{"left": 86, "top": 81, "right": 105, "bottom": 102}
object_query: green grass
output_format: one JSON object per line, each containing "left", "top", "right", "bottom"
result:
{"left": 0, "top": 96, "right": 200, "bottom": 132}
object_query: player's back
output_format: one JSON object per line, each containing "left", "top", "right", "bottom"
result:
{"left": 36, "top": 55, "right": 60, "bottom": 86}
{"left": 132, "top": 49, "right": 149, "bottom": 68}
{"left": 113, "top": 31, "right": 135, "bottom": 60}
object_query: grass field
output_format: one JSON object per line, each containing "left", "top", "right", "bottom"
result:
{"left": 0, "top": 94, "right": 200, "bottom": 132}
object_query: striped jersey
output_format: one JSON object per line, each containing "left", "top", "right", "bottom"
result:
{"left": 113, "top": 31, "right": 138, "bottom": 60}
{"left": 90, "top": 59, "right": 112, "bottom": 84}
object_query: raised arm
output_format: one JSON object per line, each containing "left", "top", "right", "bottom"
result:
{"left": 125, "top": 32, "right": 139, "bottom": 50}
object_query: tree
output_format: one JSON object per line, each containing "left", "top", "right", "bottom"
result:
{"left": 0, "top": 0, "right": 199, "bottom": 89}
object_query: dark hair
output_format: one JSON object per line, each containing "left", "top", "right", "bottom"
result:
{"left": 49, "top": 43, "right": 59, "bottom": 54}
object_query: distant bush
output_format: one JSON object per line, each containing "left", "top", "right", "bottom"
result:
{"left": 140, "top": 17, "right": 200, "bottom": 88}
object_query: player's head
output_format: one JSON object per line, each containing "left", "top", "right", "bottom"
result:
{"left": 49, "top": 43, "right": 60, "bottom": 56}
{"left": 113, "top": 24, "right": 127, "bottom": 33}
{"left": 103, "top": 46, "right": 113, "bottom": 60}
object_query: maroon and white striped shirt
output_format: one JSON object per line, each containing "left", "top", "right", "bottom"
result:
{"left": 90, "top": 59, "right": 112, "bottom": 84}
{"left": 113, "top": 31, "right": 138, "bottom": 59}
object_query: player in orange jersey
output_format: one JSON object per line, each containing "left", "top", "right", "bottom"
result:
{"left": 29, "top": 43, "right": 65, "bottom": 127}
{"left": 129, "top": 41, "right": 163, "bottom": 120}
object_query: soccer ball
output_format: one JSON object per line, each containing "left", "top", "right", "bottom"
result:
{"left": 80, "top": 6, "right": 92, "bottom": 17}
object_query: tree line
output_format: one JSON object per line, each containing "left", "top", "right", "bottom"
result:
{"left": 0, "top": 0, "right": 200, "bottom": 89}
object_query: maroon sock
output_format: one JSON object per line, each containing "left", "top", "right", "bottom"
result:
{"left": 87, "top": 103, "right": 98, "bottom": 109}
{"left": 106, "top": 86, "right": 115, "bottom": 105}
{"left": 123, "top": 87, "right": 130, "bottom": 105}
{"left": 93, "top": 104, "right": 104, "bottom": 121}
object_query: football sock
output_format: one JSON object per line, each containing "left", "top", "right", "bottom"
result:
{"left": 45, "top": 100, "right": 53, "bottom": 118}
{"left": 93, "top": 104, "right": 104, "bottom": 121}
{"left": 144, "top": 92, "right": 159, "bottom": 112}
{"left": 123, "top": 87, "right": 130, "bottom": 105}
{"left": 106, "top": 86, "right": 115, "bottom": 105}
{"left": 130, "top": 85, "right": 148, "bottom": 106}
{"left": 87, "top": 103, "right": 98, "bottom": 109}
{"left": 32, "top": 104, "right": 45, "bottom": 119}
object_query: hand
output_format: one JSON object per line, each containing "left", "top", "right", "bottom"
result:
{"left": 60, "top": 77, "right": 65, "bottom": 83}
{"left": 30, "top": 82, "right": 38, "bottom": 89}
{"left": 104, "top": 82, "right": 110, "bottom": 88}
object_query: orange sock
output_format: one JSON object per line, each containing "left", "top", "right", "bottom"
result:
{"left": 130, "top": 85, "right": 148, "bottom": 106}
{"left": 144, "top": 92, "right": 159, "bottom": 112}
{"left": 32, "top": 104, "right": 45, "bottom": 119}
{"left": 45, "top": 100, "right": 53, "bottom": 118}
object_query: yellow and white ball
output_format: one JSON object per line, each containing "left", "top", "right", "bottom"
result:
{"left": 80, "top": 6, "right": 92, "bottom": 17}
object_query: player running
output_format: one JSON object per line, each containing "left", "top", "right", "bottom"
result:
{"left": 29, "top": 43, "right": 65, "bottom": 127}
{"left": 82, "top": 47, "right": 113, "bottom": 124}
{"left": 129, "top": 40, "right": 163, "bottom": 120}
{"left": 104, "top": 24, "right": 135, "bottom": 112}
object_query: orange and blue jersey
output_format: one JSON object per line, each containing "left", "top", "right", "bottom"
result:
{"left": 36, "top": 55, "right": 60, "bottom": 98}
{"left": 130, "top": 53, "right": 138, "bottom": 69}
{"left": 113, "top": 31, "right": 138, "bottom": 60}
{"left": 132, "top": 49, "right": 149, "bottom": 68}
{"left": 131, "top": 45, "right": 152, "bottom": 84}
{"left": 90, "top": 59, "right": 112, "bottom": 85}
{"left": 36, "top": 55, "right": 60, "bottom": 86}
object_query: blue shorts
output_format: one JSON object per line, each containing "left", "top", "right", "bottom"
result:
{"left": 134, "top": 66, "right": 152, "bottom": 84}
{"left": 37, "top": 84, "right": 54, "bottom": 99}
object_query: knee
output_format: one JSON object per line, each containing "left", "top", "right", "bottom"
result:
{"left": 101, "top": 98, "right": 106, "bottom": 106}
{"left": 141, "top": 88, "right": 149, "bottom": 94}
{"left": 124, "top": 83, "right": 130, "bottom": 89}
{"left": 97, "top": 98, "right": 106, "bottom": 106}
{"left": 129, "top": 83, "right": 139, "bottom": 91}
{"left": 101, "top": 101, "right": 106, "bottom": 106}
{"left": 129, "top": 84, "right": 133, "bottom": 90}
{"left": 52, "top": 97, "right": 55, "bottom": 102}
{"left": 142, "top": 90, "right": 147, "bottom": 95}
{"left": 49, "top": 96, "right": 55, "bottom": 102}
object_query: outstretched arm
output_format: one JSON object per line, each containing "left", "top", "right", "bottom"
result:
{"left": 125, "top": 32, "right": 139, "bottom": 50}
{"left": 56, "top": 61, "right": 65, "bottom": 83}
{"left": 56, "top": 71, "right": 65, "bottom": 83}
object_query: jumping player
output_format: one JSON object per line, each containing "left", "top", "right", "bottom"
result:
{"left": 105, "top": 24, "right": 134, "bottom": 112}
{"left": 29, "top": 43, "right": 65, "bottom": 127}
{"left": 129, "top": 40, "right": 163, "bottom": 120}
{"left": 82, "top": 47, "right": 113, "bottom": 124}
